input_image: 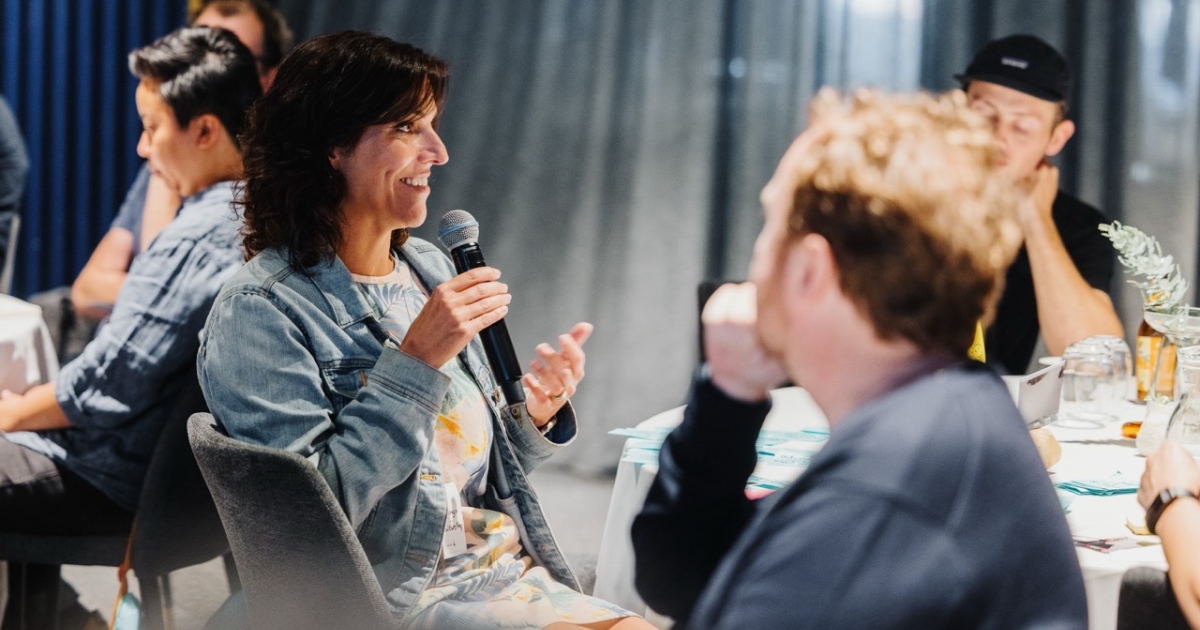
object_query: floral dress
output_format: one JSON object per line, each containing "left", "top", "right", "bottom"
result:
{"left": 350, "top": 258, "right": 632, "bottom": 629}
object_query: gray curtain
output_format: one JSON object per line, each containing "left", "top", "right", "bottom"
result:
{"left": 277, "top": 0, "right": 1200, "bottom": 473}
{"left": 716, "top": 0, "right": 926, "bottom": 277}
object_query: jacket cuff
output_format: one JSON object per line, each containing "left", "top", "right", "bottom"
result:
{"left": 670, "top": 369, "right": 772, "bottom": 470}
{"left": 507, "top": 401, "right": 577, "bottom": 457}
{"left": 370, "top": 343, "right": 452, "bottom": 415}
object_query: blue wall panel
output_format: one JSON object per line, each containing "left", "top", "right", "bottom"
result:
{"left": 0, "top": 1, "right": 187, "bottom": 297}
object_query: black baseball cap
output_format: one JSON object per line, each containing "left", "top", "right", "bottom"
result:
{"left": 956, "top": 35, "right": 1069, "bottom": 103}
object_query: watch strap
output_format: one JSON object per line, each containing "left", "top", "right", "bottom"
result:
{"left": 1147, "top": 488, "right": 1199, "bottom": 535}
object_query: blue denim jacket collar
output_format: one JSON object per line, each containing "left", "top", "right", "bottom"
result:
{"left": 290, "top": 239, "right": 445, "bottom": 332}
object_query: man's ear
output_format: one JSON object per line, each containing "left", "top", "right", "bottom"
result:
{"left": 1044, "top": 119, "right": 1075, "bottom": 157}
{"left": 191, "top": 113, "right": 226, "bottom": 150}
{"left": 781, "top": 233, "right": 834, "bottom": 304}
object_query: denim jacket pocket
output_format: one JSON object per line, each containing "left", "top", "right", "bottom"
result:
{"left": 319, "top": 359, "right": 375, "bottom": 413}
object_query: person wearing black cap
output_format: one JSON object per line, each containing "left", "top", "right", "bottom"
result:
{"left": 959, "top": 34, "right": 1122, "bottom": 375}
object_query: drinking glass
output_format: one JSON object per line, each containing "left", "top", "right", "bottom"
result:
{"left": 1060, "top": 341, "right": 1120, "bottom": 429}
{"left": 1088, "top": 335, "right": 1133, "bottom": 401}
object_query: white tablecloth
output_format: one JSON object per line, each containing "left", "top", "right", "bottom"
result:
{"left": 0, "top": 294, "right": 58, "bottom": 394}
{"left": 0, "top": 295, "right": 58, "bottom": 623}
{"left": 593, "top": 386, "right": 1159, "bottom": 630}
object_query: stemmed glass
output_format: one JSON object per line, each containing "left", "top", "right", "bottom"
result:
{"left": 1143, "top": 306, "right": 1200, "bottom": 400}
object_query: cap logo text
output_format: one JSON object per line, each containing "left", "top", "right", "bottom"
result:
{"left": 1001, "top": 57, "right": 1029, "bottom": 69}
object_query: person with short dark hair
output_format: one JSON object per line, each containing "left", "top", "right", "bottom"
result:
{"left": 959, "top": 34, "right": 1121, "bottom": 375}
{"left": 199, "top": 31, "right": 652, "bottom": 630}
{"left": 631, "top": 90, "right": 1088, "bottom": 629}
{"left": 0, "top": 26, "right": 259, "bottom": 535}
{"left": 34, "top": 1, "right": 291, "bottom": 360}
{"left": 189, "top": 0, "right": 294, "bottom": 91}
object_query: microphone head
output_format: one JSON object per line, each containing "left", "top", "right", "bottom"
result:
{"left": 438, "top": 210, "right": 480, "bottom": 251}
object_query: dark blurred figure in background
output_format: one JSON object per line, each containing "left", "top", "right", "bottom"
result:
{"left": 189, "top": 0, "right": 293, "bottom": 91}
{"left": 30, "top": 0, "right": 291, "bottom": 362}
{"left": 0, "top": 96, "right": 28, "bottom": 294}
{"left": 959, "top": 35, "right": 1121, "bottom": 375}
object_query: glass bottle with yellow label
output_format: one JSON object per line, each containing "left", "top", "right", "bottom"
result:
{"left": 1137, "top": 315, "right": 1175, "bottom": 401}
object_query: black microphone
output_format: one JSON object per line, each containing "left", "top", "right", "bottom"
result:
{"left": 437, "top": 210, "right": 526, "bottom": 406}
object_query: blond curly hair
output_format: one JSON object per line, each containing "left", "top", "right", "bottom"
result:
{"left": 782, "top": 88, "right": 1022, "bottom": 356}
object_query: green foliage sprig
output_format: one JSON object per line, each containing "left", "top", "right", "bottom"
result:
{"left": 1099, "top": 221, "right": 1189, "bottom": 311}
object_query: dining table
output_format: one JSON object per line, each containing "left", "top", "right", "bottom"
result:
{"left": 0, "top": 294, "right": 58, "bottom": 622}
{"left": 593, "top": 383, "right": 1161, "bottom": 630}
{"left": 0, "top": 294, "right": 58, "bottom": 395}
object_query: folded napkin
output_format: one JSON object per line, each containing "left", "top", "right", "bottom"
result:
{"left": 617, "top": 445, "right": 819, "bottom": 469}
{"left": 1055, "top": 475, "right": 1139, "bottom": 496}
{"left": 746, "top": 474, "right": 790, "bottom": 491}
{"left": 609, "top": 427, "right": 828, "bottom": 447}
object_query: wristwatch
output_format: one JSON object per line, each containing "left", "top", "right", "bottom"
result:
{"left": 1146, "top": 487, "right": 1199, "bottom": 535}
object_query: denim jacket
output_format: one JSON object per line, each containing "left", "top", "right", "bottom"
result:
{"left": 8, "top": 181, "right": 242, "bottom": 511}
{"left": 197, "top": 238, "right": 580, "bottom": 623}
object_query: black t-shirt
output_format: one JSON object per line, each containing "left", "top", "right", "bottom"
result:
{"left": 985, "top": 191, "right": 1114, "bottom": 375}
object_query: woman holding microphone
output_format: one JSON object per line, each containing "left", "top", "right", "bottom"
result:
{"left": 199, "top": 31, "right": 648, "bottom": 630}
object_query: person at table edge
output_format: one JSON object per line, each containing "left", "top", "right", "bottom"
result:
{"left": 0, "top": 27, "right": 260, "bottom": 532}
{"left": 631, "top": 89, "right": 1087, "bottom": 629}
{"left": 1139, "top": 440, "right": 1200, "bottom": 627}
{"left": 0, "top": 95, "right": 28, "bottom": 273}
{"left": 961, "top": 34, "right": 1121, "bottom": 375}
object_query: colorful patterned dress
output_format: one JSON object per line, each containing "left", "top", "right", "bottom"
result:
{"left": 350, "top": 258, "right": 633, "bottom": 629}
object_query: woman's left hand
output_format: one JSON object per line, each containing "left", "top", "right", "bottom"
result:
{"left": 524, "top": 322, "right": 593, "bottom": 426}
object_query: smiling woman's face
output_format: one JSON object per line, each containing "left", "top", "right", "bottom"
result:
{"left": 331, "top": 107, "right": 449, "bottom": 232}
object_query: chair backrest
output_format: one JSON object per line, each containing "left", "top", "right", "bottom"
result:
{"left": 187, "top": 413, "right": 392, "bottom": 630}
{"left": 130, "top": 362, "right": 229, "bottom": 577}
{"left": 0, "top": 212, "right": 20, "bottom": 295}
{"left": 1117, "top": 566, "right": 1191, "bottom": 630}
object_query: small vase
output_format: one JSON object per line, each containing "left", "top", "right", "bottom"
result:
{"left": 1137, "top": 399, "right": 1178, "bottom": 456}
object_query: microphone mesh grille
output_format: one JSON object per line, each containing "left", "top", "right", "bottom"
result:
{"left": 438, "top": 210, "right": 480, "bottom": 250}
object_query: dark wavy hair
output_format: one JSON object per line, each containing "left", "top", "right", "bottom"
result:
{"left": 128, "top": 26, "right": 262, "bottom": 147}
{"left": 238, "top": 31, "right": 448, "bottom": 267}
